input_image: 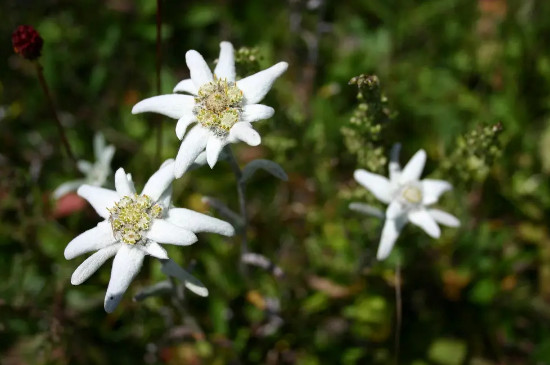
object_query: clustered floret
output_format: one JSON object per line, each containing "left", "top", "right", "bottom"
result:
{"left": 108, "top": 194, "right": 163, "bottom": 245}
{"left": 400, "top": 184, "right": 422, "bottom": 204}
{"left": 193, "top": 77, "right": 244, "bottom": 137}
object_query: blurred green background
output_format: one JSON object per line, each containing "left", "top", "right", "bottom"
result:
{"left": 2, "top": 0, "right": 550, "bottom": 364}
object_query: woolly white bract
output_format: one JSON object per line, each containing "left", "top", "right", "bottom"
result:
{"left": 53, "top": 132, "right": 114, "bottom": 199}
{"left": 132, "top": 41, "right": 288, "bottom": 178}
{"left": 64, "top": 160, "right": 234, "bottom": 312}
{"left": 351, "top": 145, "right": 459, "bottom": 260}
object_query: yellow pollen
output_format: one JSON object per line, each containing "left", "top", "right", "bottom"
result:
{"left": 108, "top": 194, "right": 163, "bottom": 245}
{"left": 402, "top": 186, "right": 423, "bottom": 204}
{"left": 194, "top": 78, "right": 244, "bottom": 137}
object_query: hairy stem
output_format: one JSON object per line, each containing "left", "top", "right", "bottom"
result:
{"left": 226, "top": 147, "right": 250, "bottom": 259}
{"left": 35, "top": 62, "right": 77, "bottom": 169}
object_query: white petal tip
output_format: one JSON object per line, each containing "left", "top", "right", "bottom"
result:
{"left": 185, "top": 50, "right": 200, "bottom": 62}
{"left": 131, "top": 103, "right": 143, "bottom": 115}
{"left": 280, "top": 61, "right": 289, "bottom": 70}
{"left": 104, "top": 294, "right": 121, "bottom": 313}
{"left": 64, "top": 248, "right": 76, "bottom": 260}
{"left": 194, "top": 287, "right": 209, "bottom": 297}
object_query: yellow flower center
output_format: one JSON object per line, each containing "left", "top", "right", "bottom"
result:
{"left": 108, "top": 194, "right": 163, "bottom": 245}
{"left": 401, "top": 186, "right": 423, "bottom": 204}
{"left": 194, "top": 78, "right": 244, "bottom": 137}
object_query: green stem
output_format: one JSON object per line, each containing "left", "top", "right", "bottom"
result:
{"left": 35, "top": 62, "right": 77, "bottom": 169}
{"left": 155, "top": 0, "right": 163, "bottom": 165}
{"left": 394, "top": 262, "right": 402, "bottom": 365}
{"left": 226, "top": 147, "right": 250, "bottom": 259}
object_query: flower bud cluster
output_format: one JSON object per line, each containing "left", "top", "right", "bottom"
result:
{"left": 342, "top": 74, "right": 394, "bottom": 174}
{"left": 440, "top": 123, "right": 503, "bottom": 185}
{"left": 193, "top": 78, "right": 244, "bottom": 137}
{"left": 234, "top": 46, "right": 262, "bottom": 76}
{"left": 108, "top": 194, "right": 163, "bottom": 245}
{"left": 12, "top": 25, "right": 43, "bottom": 60}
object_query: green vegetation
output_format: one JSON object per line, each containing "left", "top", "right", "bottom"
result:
{"left": 2, "top": 0, "right": 550, "bottom": 364}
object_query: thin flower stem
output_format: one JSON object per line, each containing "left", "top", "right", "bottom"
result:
{"left": 226, "top": 147, "right": 250, "bottom": 259}
{"left": 34, "top": 62, "right": 77, "bottom": 169}
{"left": 394, "top": 261, "right": 402, "bottom": 365}
{"left": 154, "top": 0, "right": 163, "bottom": 165}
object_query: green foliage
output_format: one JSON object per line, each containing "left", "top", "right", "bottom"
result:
{"left": 2, "top": 0, "right": 550, "bottom": 364}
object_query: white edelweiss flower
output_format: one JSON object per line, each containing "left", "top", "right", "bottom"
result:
{"left": 53, "top": 132, "right": 115, "bottom": 199}
{"left": 132, "top": 41, "right": 288, "bottom": 177}
{"left": 351, "top": 144, "right": 460, "bottom": 261}
{"left": 64, "top": 159, "right": 235, "bottom": 313}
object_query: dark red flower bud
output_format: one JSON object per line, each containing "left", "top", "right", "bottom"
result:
{"left": 12, "top": 25, "right": 43, "bottom": 60}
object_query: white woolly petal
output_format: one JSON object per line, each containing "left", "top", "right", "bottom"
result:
{"left": 228, "top": 122, "right": 261, "bottom": 146}
{"left": 138, "top": 241, "right": 169, "bottom": 259}
{"left": 77, "top": 160, "right": 93, "bottom": 174}
{"left": 176, "top": 114, "right": 197, "bottom": 140}
{"left": 422, "top": 179, "right": 453, "bottom": 206}
{"left": 71, "top": 244, "right": 121, "bottom": 285}
{"left": 348, "top": 202, "right": 385, "bottom": 219}
{"left": 158, "top": 185, "right": 172, "bottom": 209}
{"left": 64, "top": 221, "right": 116, "bottom": 260}
{"left": 114, "top": 168, "right": 133, "bottom": 197}
{"left": 126, "top": 173, "right": 136, "bottom": 194}
{"left": 408, "top": 208, "right": 441, "bottom": 238}
{"left": 386, "top": 200, "right": 406, "bottom": 220}
{"left": 146, "top": 219, "right": 198, "bottom": 246}
{"left": 193, "top": 151, "right": 208, "bottom": 166}
{"left": 173, "top": 79, "right": 198, "bottom": 94}
{"left": 132, "top": 94, "right": 195, "bottom": 120}
{"left": 399, "top": 149, "right": 426, "bottom": 184}
{"left": 237, "top": 62, "right": 288, "bottom": 104}
{"left": 378, "top": 216, "right": 408, "bottom": 260}
{"left": 428, "top": 209, "right": 460, "bottom": 227}
{"left": 206, "top": 137, "right": 226, "bottom": 168}
{"left": 166, "top": 208, "right": 235, "bottom": 236}
{"left": 161, "top": 259, "right": 209, "bottom": 297}
{"left": 174, "top": 125, "right": 209, "bottom": 178}
{"left": 99, "top": 145, "right": 115, "bottom": 167}
{"left": 53, "top": 180, "right": 85, "bottom": 199}
{"left": 241, "top": 104, "right": 274, "bottom": 123}
{"left": 141, "top": 160, "right": 175, "bottom": 201}
{"left": 389, "top": 143, "right": 402, "bottom": 181}
{"left": 104, "top": 245, "right": 145, "bottom": 313}
{"left": 77, "top": 185, "right": 120, "bottom": 219}
{"left": 353, "top": 169, "right": 393, "bottom": 204}
{"left": 214, "top": 41, "right": 236, "bottom": 82}
{"left": 93, "top": 132, "right": 106, "bottom": 160}
{"left": 186, "top": 50, "right": 214, "bottom": 88}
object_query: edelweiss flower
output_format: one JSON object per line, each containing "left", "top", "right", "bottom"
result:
{"left": 351, "top": 145, "right": 459, "bottom": 260}
{"left": 65, "top": 160, "right": 234, "bottom": 312}
{"left": 132, "top": 41, "right": 288, "bottom": 177}
{"left": 53, "top": 133, "right": 115, "bottom": 199}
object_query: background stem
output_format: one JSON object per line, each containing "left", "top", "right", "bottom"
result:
{"left": 35, "top": 62, "right": 77, "bottom": 169}
{"left": 394, "top": 262, "right": 402, "bottom": 365}
{"left": 226, "top": 147, "right": 250, "bottom": 259}
{"left": 154, "top": 0, "right": 163, "bottom": 165}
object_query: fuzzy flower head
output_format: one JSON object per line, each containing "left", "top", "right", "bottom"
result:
{"left": 351, "top": 144, "right": 460, "bottom": 260}
{"left": 65, "top": 160, "right": 234, "bottom": 312}
{"left": 12, "top": 25, "right": 43, "bottom": 60}
{"left": 132, "top": 41, "right": 288, "bottom": 177}
{"left": 53, "top": 133, "right": 115, "bottom": 199}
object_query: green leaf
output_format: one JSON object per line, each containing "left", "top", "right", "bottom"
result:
{"left": 240, "top": 159, "right": 288, "bottom": 183}
{"left": 133, "top": 280, "right": 171, "bottom": 302}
